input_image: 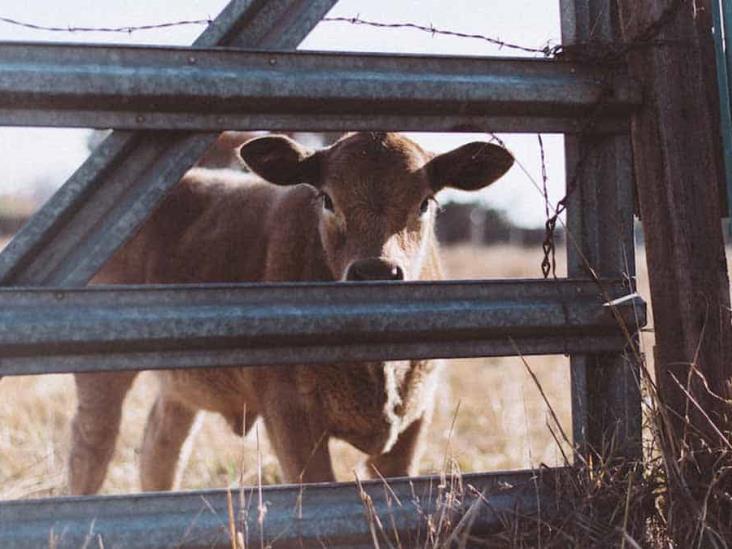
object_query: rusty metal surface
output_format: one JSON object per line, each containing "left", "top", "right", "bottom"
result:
{"left": 0, "top": 468, "right": 563, "bottom": 548}
{"left": 0, "top": 279, "right": 645, "bottom": 376}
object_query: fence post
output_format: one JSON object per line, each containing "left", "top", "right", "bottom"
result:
{"left": 616, "top": 0, "right": 732, "bottom": 541}
{"left": 617, "top": 0, "right": 732, "bottom": 433}
{"left": 560, "top": 0, "right": 642, "bottom": 461}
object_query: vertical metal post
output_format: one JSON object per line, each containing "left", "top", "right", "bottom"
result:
{"left": 560, "top": 0, "right": 642, "bottom": 459}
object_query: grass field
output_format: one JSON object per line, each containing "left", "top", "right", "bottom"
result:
{"left": 1, "top": 241, "right": 633, "bottom": 500}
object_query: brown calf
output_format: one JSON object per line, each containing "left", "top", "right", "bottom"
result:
{"left": 68, "top": 132, "right": 513, "bottom": 493}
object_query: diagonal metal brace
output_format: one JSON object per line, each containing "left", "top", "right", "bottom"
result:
{"left": 0, "top": 0, "right": 337, "bottom": 287}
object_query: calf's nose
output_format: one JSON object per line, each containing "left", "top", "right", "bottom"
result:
{"left": 346, "top": 259, "right": 404, "bottom": 281}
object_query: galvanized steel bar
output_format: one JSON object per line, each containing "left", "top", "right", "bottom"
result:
{"left": 0, "top": 43, "right": 639, "bottom": 134}
{"left": 0, "top": 0, "right": 337, "bottom": 288}
{"left": 561, "top": 0, "right": 643, "bottom": 458}
{"left": 0, "top": 469, "right": 562, "bottom": 548}
{"left": 206, "top": 0, "right": 339, "bottom": 50}
{"left": 0, "top": 279, "right": 645, "bottom": 376}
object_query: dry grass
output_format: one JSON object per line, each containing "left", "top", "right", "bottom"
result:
{"left": 2, "top": 238, "right": 730, "bottom": 546}
{"left": 0, "top": 243, "right": 573, "bottom": 499}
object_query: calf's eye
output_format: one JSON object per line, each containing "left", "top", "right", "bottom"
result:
{"left": 419, "top": 197, "right": 432, "bottom": 216}
{"left": 320, "top": 192, "right": 335, "bottom": 212}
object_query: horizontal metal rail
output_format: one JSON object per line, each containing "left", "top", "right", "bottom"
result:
{"left": 0, "top": 42, "right": 639, "bottom": 133}
{"left": 0, "top": 279, "right": 645, "bottom": 376}
{"left": 0, "top": 468, "right": 562, "bottom": 548}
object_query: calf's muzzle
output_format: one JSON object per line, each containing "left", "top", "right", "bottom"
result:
{"left": 346, "top": 258, "right": 404, "bottom": 281}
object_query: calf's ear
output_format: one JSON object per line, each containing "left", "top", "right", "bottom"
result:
{"left": 239, "top": 135, "right": 321, "bottom": 186}
{"left": 426, "top": 141, "right": 513, "bottom": 192}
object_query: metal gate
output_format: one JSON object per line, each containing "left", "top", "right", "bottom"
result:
{"left": 0, "top": 0, "right": 645, "bottom": 546}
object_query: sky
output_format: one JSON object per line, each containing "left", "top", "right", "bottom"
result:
{"left": 0, "top": 0, "right": 564, "bottom": 228}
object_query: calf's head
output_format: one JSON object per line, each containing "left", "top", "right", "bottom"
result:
{"left": 240, "top": 132, "right": 513, "bottom": 281}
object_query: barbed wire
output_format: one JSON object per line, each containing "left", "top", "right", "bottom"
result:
{"left": 539, "top": 85, "right": 615, "bottom": 279}
{"left": 321, "top": 16, "right": 692, "bottom": 62}
{"left": 0, "top": 15, "right": 212, "bottom": 35}
{"left": 0, "top": 12, "right": 685, "bottom": 63}
{"left": 321, "top": 16, "right": 558, "bottom": 56}
{"left": 0, "top": 12, "right": 561, "bottom": 56}
{"left": 538, "top": 134, "right": 550, "bottom": 221}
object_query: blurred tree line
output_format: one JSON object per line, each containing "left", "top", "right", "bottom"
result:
{"left": 435, "top": 201, "right": 561, "bottom": 247}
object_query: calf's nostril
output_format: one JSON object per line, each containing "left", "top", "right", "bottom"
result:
{"left": 346, "top": 265, "right": 363, "bottom": 281}
{"left": 346, "top": 259, "right": 404, "bottom": 281}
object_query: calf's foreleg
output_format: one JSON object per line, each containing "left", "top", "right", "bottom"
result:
{"left": 140, "top": 396, "right": 198, "bottom": 491}
{"left": 364, "top": 414, "right": 430, "bottom": 479}
{"left": 262, "top": 380, "right": 335, "bottom": 484}
{"left": 69, "top": 371, "right": 138, "bottom": 494}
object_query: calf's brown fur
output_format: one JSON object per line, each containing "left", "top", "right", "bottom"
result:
{"left": 69, "top": 132, "right": 513, "bottom": 493}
